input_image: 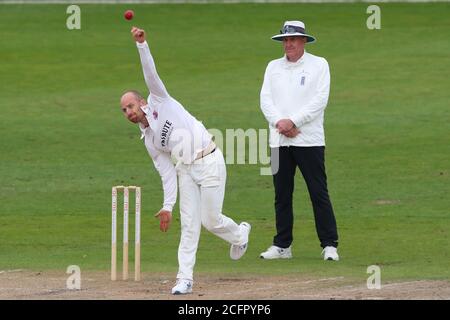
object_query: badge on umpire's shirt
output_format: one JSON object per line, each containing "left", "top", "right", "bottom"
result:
{"left": 299, "top": 70, "right": 308, "bottom": 86}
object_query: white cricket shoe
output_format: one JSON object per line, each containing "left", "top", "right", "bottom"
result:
{"left": 230, "top": 222, "right": 251, "bottom": 260}
{"left": 260, "top": 245, "right": 292, "bottom": 259}
{"left": 171, "top": 279, "right": 193, "bottom": 295}
{"left": 322, "top": 246, "right": 339, "bottom": 261}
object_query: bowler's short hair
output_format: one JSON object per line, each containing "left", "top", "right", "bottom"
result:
{"left": 123, "top": 90, "right": 145, "bottom": 101}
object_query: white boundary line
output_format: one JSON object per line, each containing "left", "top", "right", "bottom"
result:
{"left": 0, "top": 0, "right": 448, "bottom": 4}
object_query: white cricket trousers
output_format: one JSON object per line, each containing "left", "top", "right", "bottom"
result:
{"left": 175, "top": 148, "right": 245, "bottom": 281}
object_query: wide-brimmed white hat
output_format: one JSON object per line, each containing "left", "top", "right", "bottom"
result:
{"left": 271, "top": 20, "right": 316, "bottom": 43}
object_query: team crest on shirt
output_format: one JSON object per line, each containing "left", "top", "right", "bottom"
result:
{"left": 299, "top": 70, "right": 309, "bottom": 86}
{"left": 153, "top": 111, "right": 158, "bottom": 119}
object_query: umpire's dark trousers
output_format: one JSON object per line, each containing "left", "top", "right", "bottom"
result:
{"left": 271, "top": 146, "right": 338, "bottom": 249}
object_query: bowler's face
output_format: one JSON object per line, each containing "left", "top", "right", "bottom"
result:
{"left": 120, "top": 93, "right": 145, "bottom": 123}
{"left": 283, "top": 36, "right": 307, "bottom": 62}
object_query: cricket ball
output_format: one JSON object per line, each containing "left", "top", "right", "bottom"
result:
{"left": 124, "top": 10, "right": 134, "bottom": 21}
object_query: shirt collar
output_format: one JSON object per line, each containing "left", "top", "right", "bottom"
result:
{"left": 139, "top": 105, "right": 152, "bottom": 140}
{"left": 283, "top": 50, "right": 307, "bottom": 67}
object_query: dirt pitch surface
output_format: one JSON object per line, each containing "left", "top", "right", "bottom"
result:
{"left": 1, "top": 270, "right": 449, "bottom": 300}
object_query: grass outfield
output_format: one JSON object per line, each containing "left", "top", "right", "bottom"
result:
{"left": 0, "top": 3, "right": 449, "bottom": 284}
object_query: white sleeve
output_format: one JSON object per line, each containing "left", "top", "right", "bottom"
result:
{"left": 136, "top": 41, "right": 169, "bottom": 100}
{"left": 151, "top": 152, "right": 177, "bottom": 212}
{"left": 291, "top": 59, "right": 330, "bottom": 127}
{"left": 260, "top": 63, "right": 283, "bottom": 128}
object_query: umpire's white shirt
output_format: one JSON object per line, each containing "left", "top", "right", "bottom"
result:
{"left": 136, "top": 41, "right": 212, "bottom": 212}
{"left": 260, "top": 51, "right": 331, "bottom": 147}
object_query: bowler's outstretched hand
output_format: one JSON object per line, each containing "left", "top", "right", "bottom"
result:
{"left": 131, "top": 26, "right": 146, "bottom": 43}
{"left": 155, "top": 210, "right": 172, "bottom": 232}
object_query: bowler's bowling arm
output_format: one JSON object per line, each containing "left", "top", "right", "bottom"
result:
{"left": 136, "top": 41, "right": 170, "bottom": 101}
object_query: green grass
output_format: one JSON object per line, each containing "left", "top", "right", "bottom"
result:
{"left": 0, "top": 3, "right": 449, "bottom": 285}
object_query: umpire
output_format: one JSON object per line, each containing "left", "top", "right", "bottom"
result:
{"left": 259, "top": 20, "right": 339, "bottom": 261}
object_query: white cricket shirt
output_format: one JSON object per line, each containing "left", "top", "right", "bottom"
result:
{"left": 136, "top": 41, "right": 212, "bottom": 212}
{"left": 260, "top": 51, "right": 331, "bottom": 147}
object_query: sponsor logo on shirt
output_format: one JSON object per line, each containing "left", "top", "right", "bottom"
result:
{"left": 161, "top": 120, "right": 173, "bottom": 147}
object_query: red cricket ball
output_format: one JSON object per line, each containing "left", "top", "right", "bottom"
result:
{"left": 124, "top": 10, "right": 134, "bottom": 21}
